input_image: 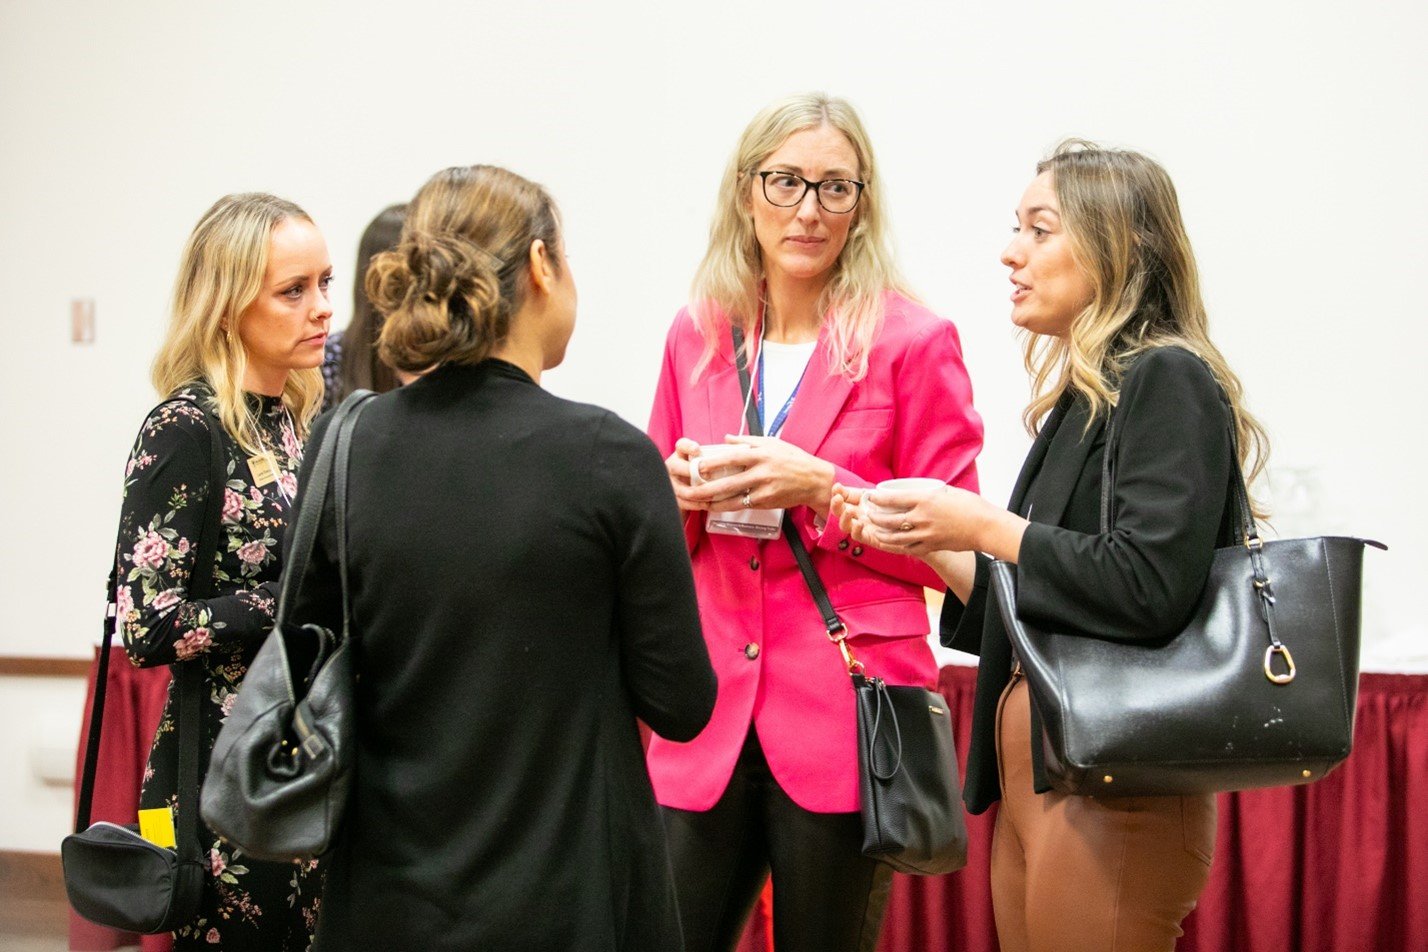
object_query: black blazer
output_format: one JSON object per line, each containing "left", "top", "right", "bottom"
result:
{"left": 942, "top": 346, "right": 1236, "bottom": 814}
{"left": 291, "top": 360, "right": 717, "bottom": 952}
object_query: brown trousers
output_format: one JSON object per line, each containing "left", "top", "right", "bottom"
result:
{"left": 991, "top": 676, "right": 1216, "bottom": 952}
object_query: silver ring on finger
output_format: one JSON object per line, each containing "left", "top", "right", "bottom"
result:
{"left": 743, "top": 491, "right": 753, "bottom": 509}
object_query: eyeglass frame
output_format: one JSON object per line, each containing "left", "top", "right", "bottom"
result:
{"left": 753, "top": 170, "right": 866, "bottom": 214}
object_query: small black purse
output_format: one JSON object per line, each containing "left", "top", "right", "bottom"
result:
{"left": 200, "top": 390, "right": 374, "bottom": 860}
{"left": 62, "top": 399, "right": 224, "bottom": 933}
{"left": 731, "top": 328, "right": 967, "bottom": 875}
{"left": 783, "top": 519, "right": 969, "bottom": 876}
{"left": 989, "top": 416, "right": 1386, "bottom": 797}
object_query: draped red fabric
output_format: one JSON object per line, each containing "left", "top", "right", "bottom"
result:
{"left": 736, "top": 667, "right": 1428, "bottom": 952}
{"left": 67, "top": 650, "right": 1425, "bottom": 950}
{"left": 68, "top": 645, "right": 173, "bottom": 952}
{"left": 1180, "top": 673, "right": 1428, "bottom": 952}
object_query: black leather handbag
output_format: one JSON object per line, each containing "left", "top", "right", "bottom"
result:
{"left": 731, "top": 329, "right": 967, "bottom": 875}
{"left": 200, "top": 390, "right": 374, "bottom": 860}
{"left": 62, "top": 399, "right": 224, "bottom": 933}
{"left": 850, "top": 666, "right": 967, "bottom": 874}
{"left": 784, "top": 521, "right": 968, "bottom": 875}
{"left": 989, "top": 416, "right": 1386, "bottom": 797}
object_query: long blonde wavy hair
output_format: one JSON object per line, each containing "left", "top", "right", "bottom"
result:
{"left": 690, "top": 92, "right": 911, "bottom": 381}
{"left": 152, "top": 193, "right": 325, "bottom": 454}
{"left": 1023, "top": 140, "right": 1270, "bottom": 504}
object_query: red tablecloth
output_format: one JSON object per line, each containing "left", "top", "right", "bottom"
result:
{"left": 737, "top": 667, "right": 1428, "bottom": 952}
{"left": 69, "top": 650, "right": 1426, "bottom": 950}
{"left": 68, "top": 646, "right": 173, "bottom": 952}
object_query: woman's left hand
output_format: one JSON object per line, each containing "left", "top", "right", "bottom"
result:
{"left": 687, "top": 435, "right": 836, "bottom": 515}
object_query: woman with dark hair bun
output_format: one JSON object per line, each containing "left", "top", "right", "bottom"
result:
{"left": 289, "top": 164, "right": 717, "bottom": 952}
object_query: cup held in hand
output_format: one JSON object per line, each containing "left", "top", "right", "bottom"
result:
{"left": 689, "top": 444, "right": 782, "bottom": 539}
{"left": 689, "top": 444, "right": 745, "bottom": 486}
{"left": 862, "top": 477, "right": 947, "bottom": 520}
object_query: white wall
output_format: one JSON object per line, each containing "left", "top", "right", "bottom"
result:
{"left": 1, "top": 0, "right": 1423, "bottom": 849}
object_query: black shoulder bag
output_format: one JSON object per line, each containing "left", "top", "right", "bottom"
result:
{"left": 63, "top": 400, "right": 225, "bottom": 933}
{"left": 731, "top": 327, "right": 967, "bottom": 875}
{"left": 988, "top": 413, "right": 1387, "bottom": 796}
{"left": 201, "top": 390, "right": 375, "bottom": 860}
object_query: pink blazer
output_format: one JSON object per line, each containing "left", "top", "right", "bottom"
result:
{"left": 645, "top": 292, "right": 983, "bottom": 813}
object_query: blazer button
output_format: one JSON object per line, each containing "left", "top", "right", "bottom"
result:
{"left": 851, "top": 546, "right": 864, "bottom": 557}
{"left": 837, "top": 539, "right": 850, "bottom": 551}
{"left": 749, "top": 557, "right": 760, "bottom": 571}
{"left": 744, "top": 643, "right": 760, "bottom": 660}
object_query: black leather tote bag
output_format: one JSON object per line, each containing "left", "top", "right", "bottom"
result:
{"left": 989, "top": 417, "right": 1385, "bottom": 797}
{"left": 62, "top": 399, "right": 224, "bottom": 933}
{"left": 200, "top": 390, "right": 374, "bottom": 860}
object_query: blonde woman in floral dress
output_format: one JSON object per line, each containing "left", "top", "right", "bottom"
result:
{"left": 114, "top": 193, "right": 330, "bottom": 950}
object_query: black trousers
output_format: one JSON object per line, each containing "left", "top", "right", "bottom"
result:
{"left": 661, "top": 728, "right": 892, "bottom": 952}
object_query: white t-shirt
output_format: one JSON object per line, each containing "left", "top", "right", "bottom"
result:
{"left": 760, "top": 339, "right": 818, "bottom": 435}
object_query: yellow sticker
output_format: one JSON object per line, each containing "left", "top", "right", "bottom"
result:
{"left": 247, "top": 453, "right": 278, "bottom": 487}
{"left": 138, "top": 807, "right": 177, "bottom": 848}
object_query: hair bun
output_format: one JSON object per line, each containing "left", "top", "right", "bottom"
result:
{"left": 371, "top": 164, "right": 562, "bottom": 374}
{"left": 371, "top": 230, "right": 507, "bottom": 373}
{"left": 407, "top": 233, "right": 500, "bottom": 309}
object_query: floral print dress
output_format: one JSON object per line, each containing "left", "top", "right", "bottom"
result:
{"left": 116, "top": 384, "right": 321, "bottom": 951}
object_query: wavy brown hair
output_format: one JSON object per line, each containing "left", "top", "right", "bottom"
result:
{"left": 1022, "top": 139, "right": 1269, "bottom": 510}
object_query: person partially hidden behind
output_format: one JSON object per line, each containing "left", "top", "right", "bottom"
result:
{"left": 320, "top": 202, "right": 410, "bottom": 409}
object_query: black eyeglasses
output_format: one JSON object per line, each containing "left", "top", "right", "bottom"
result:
{"left": 756, "top": 170, "right": 865, "bottom": 214}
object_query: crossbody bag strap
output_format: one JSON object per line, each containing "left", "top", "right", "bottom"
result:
{"left": 731, "top": 326, "right": 859, "bottom": 675}
{"left": 172, "top": 403, "right": 226, "bottom": 864}
{"left": 74, "top": 398, "right": 225, "bottom": 844}
{"left": 73, "top": 565, "right": 120, "bottom": 833}
{"left": 730, "top": 326, "right": 765, "bottom": 439}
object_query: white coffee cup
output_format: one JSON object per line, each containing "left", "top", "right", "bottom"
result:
{"left": 689, "top": 444, "right": 744, "bottom": 485}
{"left": 862, "top": 477, "right": 946, "bottom": 518}
{"left": 689, "top": 444, "right": 783, "bottom": 539}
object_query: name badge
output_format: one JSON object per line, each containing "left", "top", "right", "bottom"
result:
{"left": 247, "top": 453, "right": 279, "bottom": 487}
{"left": 138, "top": 807, "right": 176, "bottom": 848}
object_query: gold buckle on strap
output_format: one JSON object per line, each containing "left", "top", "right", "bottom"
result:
{"left": 829, "top": 628, "right": 863, "bottom": 674}
{"left": 1264, "top": 643, "right": 1296, "bottom": 684}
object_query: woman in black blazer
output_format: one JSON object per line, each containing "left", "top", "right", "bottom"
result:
{"left": 833, "top": 141, "right": 1269, "bottom": 951}
{"left": 289, "top": 165, "right": 718, "bottom": 951}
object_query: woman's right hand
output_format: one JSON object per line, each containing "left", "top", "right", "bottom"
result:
{"left": 829, "top": 484, "right": 866, "bottom": 538}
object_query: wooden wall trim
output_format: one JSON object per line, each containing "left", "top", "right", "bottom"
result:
{"left": 0, "top": 849, "right": 67, "bottom": 935}
{"left": 0, "top": 656, "right": 91, "bottom": 678}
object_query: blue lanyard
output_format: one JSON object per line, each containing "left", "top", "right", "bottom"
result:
{"left": 757, "top": 350, "right": 808, "bottom": 437}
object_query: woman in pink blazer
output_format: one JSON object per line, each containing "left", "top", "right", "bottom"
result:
{"left": 646, "top": 92, "right": 984, "bottom": 952}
